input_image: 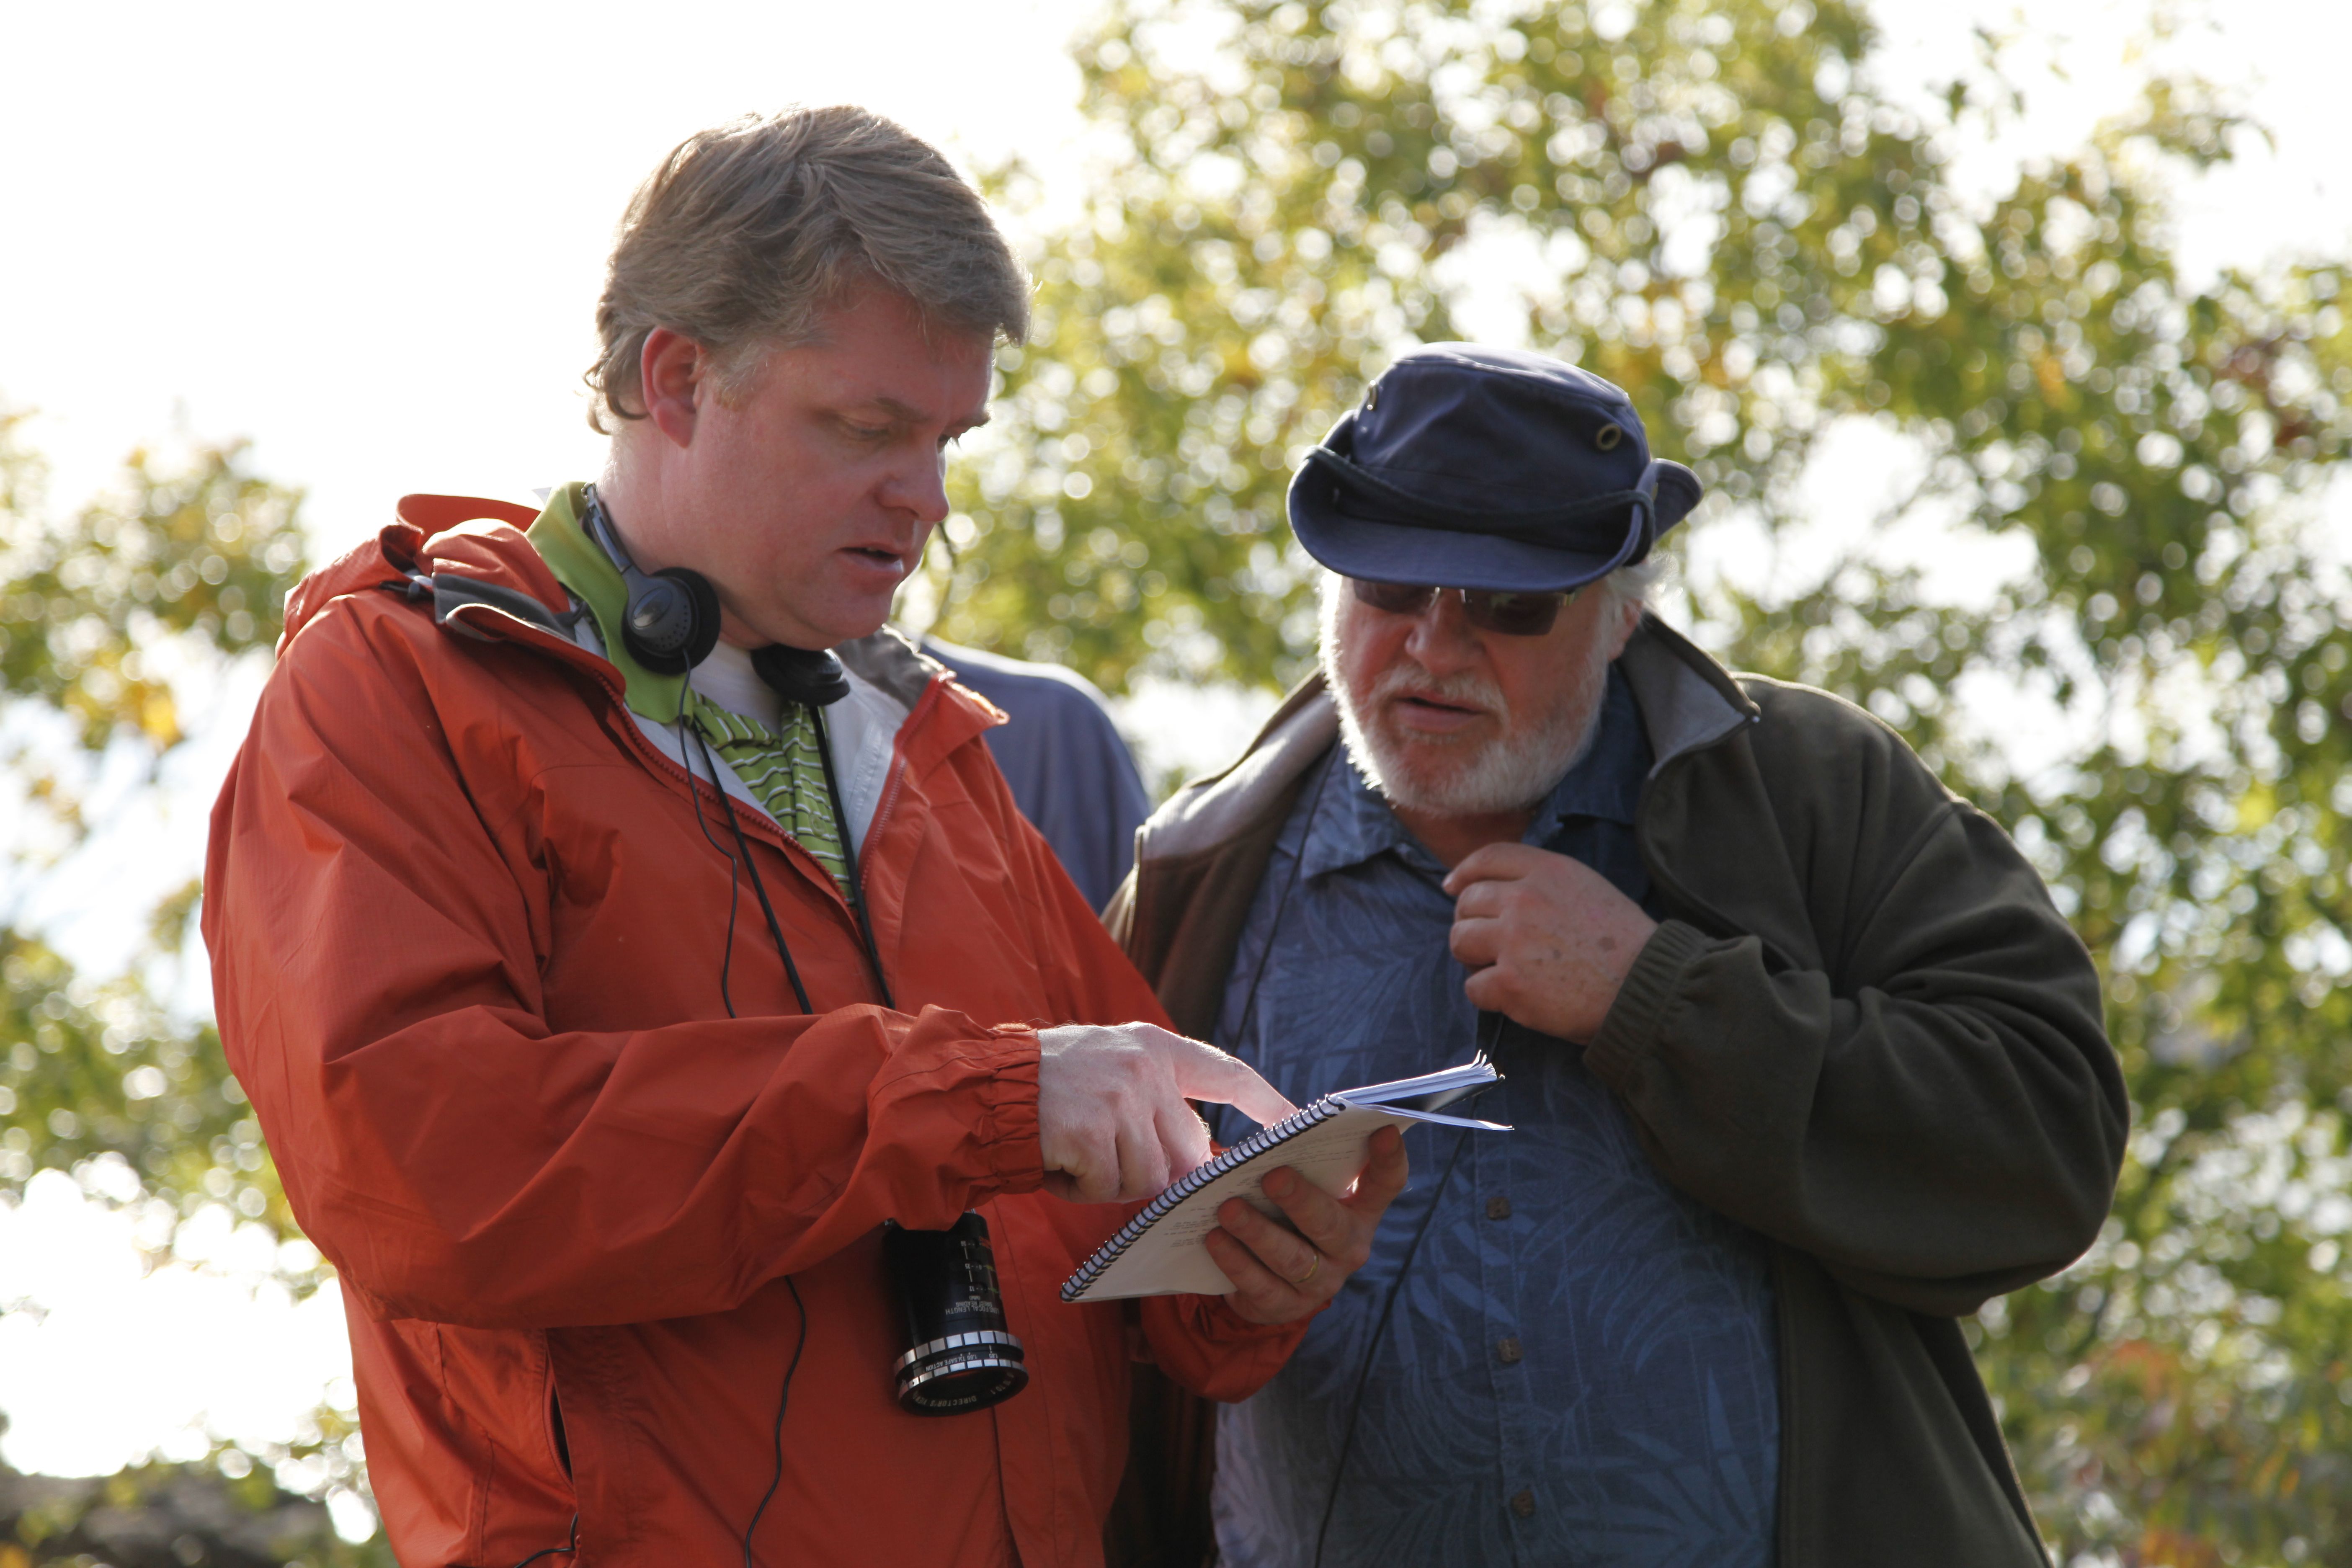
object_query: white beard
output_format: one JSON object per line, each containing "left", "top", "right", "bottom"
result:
{"left": 1320, "top": 588, "right": 1616, "bottom": 819}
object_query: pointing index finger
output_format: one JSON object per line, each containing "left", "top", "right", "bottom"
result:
{"left": 1166, "top": 1034, "right": 1297, "bottom": 1128}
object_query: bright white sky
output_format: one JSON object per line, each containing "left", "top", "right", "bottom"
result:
{"left": 3, "top": 0, "right": 2349, "bottom": 1515}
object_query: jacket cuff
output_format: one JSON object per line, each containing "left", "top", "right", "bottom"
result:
{"left": 1585, "top": 918, "right": 1710, "bottom": 1091}
{"left": 974, "top": 1025, "right": 1044, "bottom": 1190}
{"left": 1138, "top": 1290, "right": 1316, "bottom": 1403}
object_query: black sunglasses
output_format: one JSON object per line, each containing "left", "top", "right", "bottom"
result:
{"left": 1349, "top": 579, "right": 1579, "bottom": 636}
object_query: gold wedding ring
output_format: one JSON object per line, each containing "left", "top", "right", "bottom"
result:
{"left": 1290, "top": 1254, "right": 1320, "bottom": 1287}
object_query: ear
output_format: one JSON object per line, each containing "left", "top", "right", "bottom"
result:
{"left": 638, "top": 328, "right": 711, "bottom": 449}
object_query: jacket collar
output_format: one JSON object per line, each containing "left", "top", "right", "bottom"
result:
{"left": 1135, "top": 614, "right": 1757, "bottom": 869}
{"left": 1617, "top": 616, "right": 1760, "bottom": 776}
{"left": 524, "top": 482, "right": 689, "bottom": 725}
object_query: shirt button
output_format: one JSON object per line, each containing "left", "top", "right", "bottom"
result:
{"left": 1510, "top": 1489, "right": 1537, "bottom": 1518}
{"left": 1496, "top": 1336, "right": 1523, "bottom": 1364}
{"left": 1485, "top": 1195, "right": 1512, "bottom": 1220}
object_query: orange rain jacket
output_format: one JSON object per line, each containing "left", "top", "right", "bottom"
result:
{"left": 203, "top": 497, "right": 1305, "bottom": 1567}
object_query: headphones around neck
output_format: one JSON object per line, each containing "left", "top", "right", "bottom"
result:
{"left": 581, "top": 484, "right": 720, "bottom": 675}
{"left": 581, "top": 485, "right": 849, "bottom": 705}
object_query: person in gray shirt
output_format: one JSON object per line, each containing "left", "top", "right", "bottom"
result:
{"left": 923, "top": 636, "right": 1150, "bottom": 911}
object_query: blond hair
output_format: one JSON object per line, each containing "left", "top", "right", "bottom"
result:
{"left": 586, "top": 106, "right": 1030, "bottom": 431}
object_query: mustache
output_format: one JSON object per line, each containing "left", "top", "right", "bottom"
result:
{"left": 1361, "top": 661, "right": 1506, "bottom": 714}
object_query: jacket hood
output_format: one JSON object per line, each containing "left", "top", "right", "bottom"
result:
{"left": 279, "top": 494, "right": 555, "bottom": 656}
{"left": 277, "top": 491, "right": 998, "bottom": 769}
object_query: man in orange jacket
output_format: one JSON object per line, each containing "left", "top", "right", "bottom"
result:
{"left": 203, "top": 107, "right": 1405, "bottom": 1567}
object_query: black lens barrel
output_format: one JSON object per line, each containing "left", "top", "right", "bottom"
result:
{"left": 884, "top": 1212, "right": 1029, "bottom": 1416}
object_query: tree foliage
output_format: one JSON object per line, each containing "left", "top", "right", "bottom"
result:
{"left": 1, "top": 1443, "right": 377, "bottom": 1568}
{"left": 0, "top": 413, "right": 365, "bottom": 1559}
{"left": 0, "top": 410, "right": 307, "bottom": 756}
{"left": 928, "top": 1, "right": 2352, "bottom": 1559}
{"left": 0, "top": 413, "right": 305, "bottom": 1249}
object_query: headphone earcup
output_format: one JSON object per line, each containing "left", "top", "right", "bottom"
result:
{"left": 751, "top": 643, "right": 852, "bottom": 707}
{"left": 622, "top": 566, "right": 722, "bottom": 674}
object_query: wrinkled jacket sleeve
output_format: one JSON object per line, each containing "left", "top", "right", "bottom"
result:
{"left": 1588, "top": 697, "right": 2126, "bottom": 1319}
{"left": 204, "top": 604, "right": 1044, "bottom": 1331}
{"left": 993, "top": 789, "right": 1311, "bottom": 1403}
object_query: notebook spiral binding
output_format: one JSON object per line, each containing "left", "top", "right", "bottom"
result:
{"left": 1059, "top": 1095, "right": 1349, "bottom": 1302}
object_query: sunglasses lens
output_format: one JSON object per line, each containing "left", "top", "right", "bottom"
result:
{"left": 1349, "top": 580, "right": 1569, "bottom": 635}
{"left": 1464, "top": 591, "right": 1566, "bottom": 636}
{"left": 1351, "top": 580, "right": 1438, "bottom": 615}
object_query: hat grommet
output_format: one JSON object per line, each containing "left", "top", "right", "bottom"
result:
{"left": 1594, "top": 423, "right": 1624, "bottom": 451}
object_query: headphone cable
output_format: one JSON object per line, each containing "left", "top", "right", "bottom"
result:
{"left": 683, "top": 712, "right": 814, "bottom": 1568}
{"left": 676, "top": 694, "right": 745, "bottom": 1019}
{"left": 740, "top": 1276, "right": 808, "bottom": 1568}
{"left": 506, "top": 1511, "right": 578, "bottom": 1568}
{"left": 809, "top": 705, "right": 892, "bottom": 1009}
{"left": 690, "top": 722, "right": 815, "bottom": 1015}
{"left": 555, "top": 565, "right": 811, "bottom": 1565}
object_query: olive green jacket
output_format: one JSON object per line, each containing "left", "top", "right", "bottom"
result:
{"left": 1103, "top": 617, "right": 2125, "bottom": 1567}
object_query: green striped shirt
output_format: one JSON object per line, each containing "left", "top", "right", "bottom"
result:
{"left": 683, "top": 689, "right": 852, "bottom": 898}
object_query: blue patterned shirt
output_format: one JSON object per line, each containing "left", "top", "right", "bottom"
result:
{"left": 1207, "top": 668, "right": 1781, "bottom": 1567}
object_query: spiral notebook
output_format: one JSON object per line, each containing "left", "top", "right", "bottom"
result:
{"left": 1060, "top": 1056, "right": 1509, "bottom": 1302}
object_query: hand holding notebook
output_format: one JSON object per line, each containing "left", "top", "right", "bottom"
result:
{"left": 1061, "top": 1056, "right": 1511, "bottom": 1302}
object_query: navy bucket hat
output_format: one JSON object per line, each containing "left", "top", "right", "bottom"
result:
{"left": 1287, "top": 343, "right": 1702, "bottom": 592}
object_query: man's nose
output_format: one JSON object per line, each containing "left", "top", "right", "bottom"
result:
{"left": 1401, "top": 592, "right": 1482, "bottom": 674}
{"left": 881, "top": 446, "right": 952, "bottom": 525}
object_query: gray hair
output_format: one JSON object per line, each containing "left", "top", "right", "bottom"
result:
{"left": 1600, "top": 558, "right": 1658, "bottom": 611}
{"left": 586, "top": 106, "right": 1031, "bottom": 431}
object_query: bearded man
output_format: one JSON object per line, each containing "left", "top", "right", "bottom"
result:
{"left": 1107, "top": 345, "right": 2124, "bottom": 1567}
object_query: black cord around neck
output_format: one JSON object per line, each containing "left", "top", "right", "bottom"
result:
{"left": 1225, "top": 740, "right": 1449, "bottom": 1568}
{"left": 602, "top": 637, "right": 820, "bottom": 1568}
{"left": 682, "top": 716, "right": 813, "bottom": 1568}
{"left": 678, "top": 693, "right": 745, "bottom": 1019}
{"left": 695, "top": 725, "right": 815, "bottom": 1016}
{"left": 1309, "top": 1009, "right": 1505, "bottom": 1568}
{"left": 1310, "top": 1124, "right": 1472, "bottom": 1568}
{"left": 809, "top": 705, "right": 892, "bottom": 1009}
